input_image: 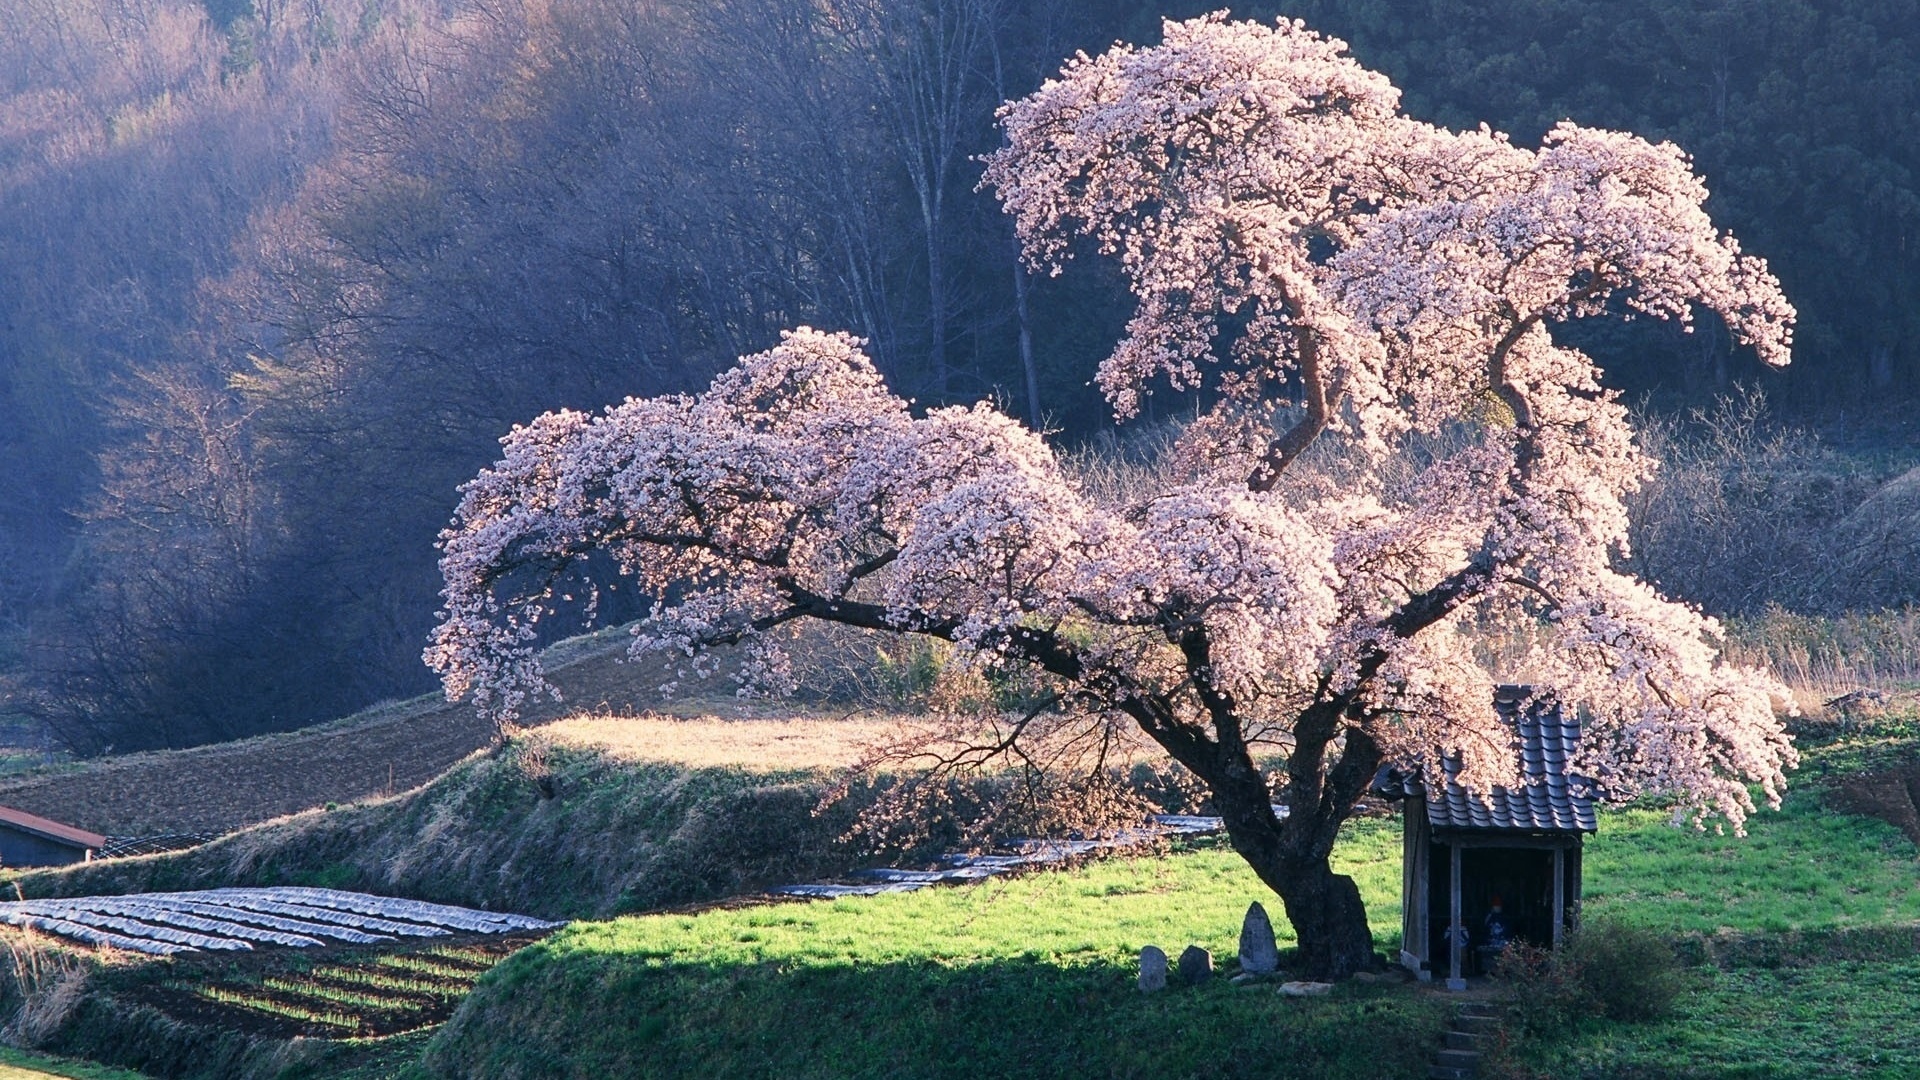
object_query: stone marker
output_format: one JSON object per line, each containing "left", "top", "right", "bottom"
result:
{"left": 1138, "top": 945, "right": 1168, "bottom": 992}
{"left": 1178, "top": 944, "right": 1213, "bottom": 985}
{"left": 1279, "top": 980, "right": 1334, "bottom": 997}
{"left": 1238, "top": 901, "right": 1280, "bottom": 974}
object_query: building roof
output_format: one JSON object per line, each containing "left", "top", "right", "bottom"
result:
{"left": 0, "top": 805, "right": 107, "bottom": 850}
{"left": 1381, "top": 686, "right": 1598, "bottom": 834}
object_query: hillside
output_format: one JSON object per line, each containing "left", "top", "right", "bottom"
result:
{"left": 0, "top": 630, "right": 752, "bottom": 835}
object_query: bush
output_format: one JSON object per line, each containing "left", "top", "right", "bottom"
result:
{"left": 1496, "top": 919, "right": 1685, "bottom": 1031}
{"left": 1563, "top": 920, "right": 1684, "bottom": 1022}
{"left": 1493, "top": 940, "right": 1587, "bottom": 1035}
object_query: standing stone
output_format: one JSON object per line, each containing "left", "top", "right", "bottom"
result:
{"left": 1138, "top": 945, "right": 1168, "bottom": 992}
{"left": 1238, "top": 901, "right": 1280, "bottom": 975}
{"left": 1178, "top": 944, "right": 1213, "bottom": 985}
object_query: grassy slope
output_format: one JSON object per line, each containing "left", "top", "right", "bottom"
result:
{"left": 420, "top": 822, "right": 1449, "bottom": 1080}
{"left": 1580, "top": 800, "right": 1920, "bottom": 934}
{"left": 4, "top": 743, "right": 869, "bottom": 921}
{"left": 419, "top": 776, "right": 1920, "bottom": 1080}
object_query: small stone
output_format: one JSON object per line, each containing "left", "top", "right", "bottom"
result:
{"left": 1177, "top": 944, "right": 1213, "bottom": 985}
{"left": 1229, "top": 971, "right": 1268, "bottom": 988}
{"left": 1352, "top": 970, "right": 1383, "bottom": 983}
{"left": 1279, "top": 980, "right": 1335, "bottom": 997}
{"left": 1138, "top": 945, "right": 1168, "bottom": 992}
{"left": 1238, "top": 901, "right": 1280, "bottom": 974}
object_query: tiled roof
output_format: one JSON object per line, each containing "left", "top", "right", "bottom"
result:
{"left": 0, "top": 805, "right": 107, "bottom": 850}
{"left": 1387, "top": 686, "right": 1598, "bottom": 834}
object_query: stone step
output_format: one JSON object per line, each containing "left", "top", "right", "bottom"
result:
{"left": 1445, "top": 1030, "right": 1485, "bottom": 1051}
{"left": 1455, "top": 1001, "right": 1503, "bottom": 1019}
{"left": 1453, "top": 1014, "right": 1501, "bottom": 1034}
{"left": 1435, "top": 1048, "right": 1481, "bottom": 1069}
{"left": 1427, "top": 1066, "right": 1476, "bottom": 1080}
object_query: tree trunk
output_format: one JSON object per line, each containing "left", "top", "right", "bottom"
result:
{"left": 1222, "top": 814, "right": 1378, "bottom": 980}
{"left": 1195, "top": 721, "right": 1380, "bottom": 980}
{"left": 1269, "top": 858, "right": 1377, "bottom": 979}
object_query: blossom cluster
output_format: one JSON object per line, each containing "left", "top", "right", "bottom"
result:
{"left": 433, "top": 15, "right": 1798, "bottom": 831}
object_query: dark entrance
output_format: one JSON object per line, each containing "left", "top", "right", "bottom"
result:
{"left": 1424, "top": 841, "right": 1581, "bottom": 976}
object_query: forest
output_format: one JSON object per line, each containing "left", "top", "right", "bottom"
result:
{"left": 2, "top": 0, "right": 1918, "bottom": 754}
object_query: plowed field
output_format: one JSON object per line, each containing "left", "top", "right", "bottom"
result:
{"left": 0, "top": 634, "right": 762, "bottom": 835}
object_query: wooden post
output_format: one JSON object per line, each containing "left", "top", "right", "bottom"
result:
{"left": 1570, "top": 845, "right": 1583, "bottom": 930}
{"left": 1402, "top": 797, "right": 1430, "bottom": 974}
{"left": 1448, "top": 841, "right": 1464, "bottom": 989}
{"left": 1413, "top": 832, "right": 1429, "bottom": 973}
{"left": 1552, "top": 845, "right": 1566, "bottom": 948}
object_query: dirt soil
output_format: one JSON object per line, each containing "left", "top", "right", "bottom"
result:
{"left": 0, "top": 636, "right": 742, "bottom": 835}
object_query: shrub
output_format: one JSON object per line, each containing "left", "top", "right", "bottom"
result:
{"left": 1563, "top": 920, "right": 1684, "bottom": 1022}
{"left": 1495, "top": 920, "right": 1684, "bottom": 1031}
{"left": 1493, "top": 940, "right": 1586, "bottom": 1035}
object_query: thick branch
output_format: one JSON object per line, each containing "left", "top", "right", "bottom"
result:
{"left": 1248, "top": 328, "right": 1333, "bottom": 492}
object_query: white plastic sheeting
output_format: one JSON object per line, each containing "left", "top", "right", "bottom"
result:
{"left": 0, "top": 887, "right": 563, "bottom": 956}
{"left": 770, "top": 806, "right": 1288, "bottom": 899}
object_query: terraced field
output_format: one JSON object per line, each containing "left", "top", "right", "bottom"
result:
{"left": 137, "top": 936, "right": 536, "bottom": 1039}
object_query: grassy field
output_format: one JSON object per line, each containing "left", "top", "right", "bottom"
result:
{"left": 1579, "top": 801, "right": 1920, "bottom": 934}
{"left": 0, "top": 1048, "right": 146, "bottom": 1080}
{"left": 420, "top": 822, "right": 1449, "bottom": 1080}
{"left": 5, "top": 750, "right": 1920, "bottom": 1078}
{"left": 412, "top": 762, "right": 1920, "bottom": 1080}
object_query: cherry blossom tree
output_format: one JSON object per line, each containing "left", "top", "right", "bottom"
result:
{"left": 427, "top": 15, "right": 1797, "bottom": 979}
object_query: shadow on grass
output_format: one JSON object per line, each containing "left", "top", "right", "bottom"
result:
{"left": 421, "top": 952, "right": 1448, "bottom": 1080}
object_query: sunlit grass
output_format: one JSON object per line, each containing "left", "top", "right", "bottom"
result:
{"left": 1581, "top": 794, "right": 1920, "bottom": 934}
{"left": 533, "top": 713, "right": 932, "bottom": 771}
{"left": 425, "top": 820, "right": 1439, "bottom": 1080}
{"left": 536, "top": 819, "right": 1402, "bottom": 970}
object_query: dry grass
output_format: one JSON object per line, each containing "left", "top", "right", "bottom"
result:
{"left": 534, "top": 713, "right": 938, "bottom": 771}
{"left": 0, "top": 929, "right": 108, "bottom": 1048}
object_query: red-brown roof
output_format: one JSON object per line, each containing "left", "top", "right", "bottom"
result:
{"left": 0, "top": 805, "right": 106, "bottom": 850}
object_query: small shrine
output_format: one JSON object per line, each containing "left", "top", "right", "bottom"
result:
{"left": 1377, "top": 686, "right": 1597, "bottom": 989}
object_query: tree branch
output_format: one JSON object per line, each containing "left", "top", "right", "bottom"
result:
{"left": 1248, "top": 330, "right": 1334, "bottom": 492}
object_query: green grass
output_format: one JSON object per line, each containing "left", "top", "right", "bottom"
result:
{"left": 1509, "top": 959, "right": 1920, "bottom": 1079}
{"left": 1483, "top": 788, "right": 1920, "bottom": 1079}
{"left": 421, "top": 820, "right": 1446, "bottom": 1080}
{"left": 417, "top": 786, "right": 1920, "bottom": 1080}
{"left": 0, "top": 1048, "right": 147, "bottom": 1079}
{"left": 1580, "top": 792, "right": 1920, "bottom": 934}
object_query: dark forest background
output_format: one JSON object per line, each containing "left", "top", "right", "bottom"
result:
{"left": 2, "top": 0, "right": 1917, "bottom": 753}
